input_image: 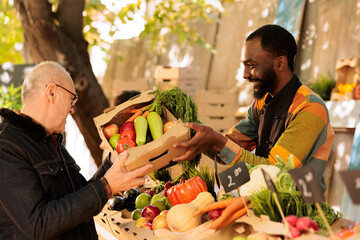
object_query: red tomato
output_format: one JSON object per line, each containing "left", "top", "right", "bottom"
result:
{"left": 120, "top": 130, "right": 136, "bottom": 142}
{"left": 116, "top": 137, "right": 136, "bottom": 153}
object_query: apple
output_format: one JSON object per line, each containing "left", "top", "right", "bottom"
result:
{"left": 159, "top": 210, "right": 168, "bottom": 216}
{"left": 135, "top": 193, "right": 151, "bottom": 209}
{"left": 150, "top": 194, "right": 163, "bottom": 204}
{"left": 141, "top": 205, "right": 161, "bottom": 222}
{"left": 142, "top": 222, "right": 152, "bottom": 230}
{"left": 152, "top": 214, "right": 169, "bottom": 230}
{"left": 161, "top": 196, "right": 172, "bottom": 209}
{"left": 131, "top": 209, "right": 142, "bottom": 221}
{"left": 135, "top": 217, "right": 150, "bottom": 228}
{"left": 109, "top": 134, "right": 120, "bottom": 149}
{"left": 103, "top": 123, "right": 119, "bottom": 139}
{"left": 151, "top": 200, "right": 167, "bottom": 212}
{"left": 120, "top": 122, "right": 135, "bottom": 133}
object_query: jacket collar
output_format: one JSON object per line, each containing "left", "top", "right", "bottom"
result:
{"left": 0, "top": 108, "right": 54, "bottom": 141}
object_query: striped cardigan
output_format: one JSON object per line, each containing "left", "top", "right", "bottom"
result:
{"left": 219, "top": 80, "right": 334, "bottom": 191}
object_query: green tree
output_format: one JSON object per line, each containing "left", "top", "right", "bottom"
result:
{"left": 1, "top": 0, "right": 226, "bottom": 166}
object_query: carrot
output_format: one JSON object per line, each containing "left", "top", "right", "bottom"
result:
{"left": 124, "top": 109, "right": 141, "bottom": 114}
{"left": 142, "top": 110, "right": 149, "bottom": 118}
{"left": 212, "top": 203, "right": 253, "bottom": 230}
{"left": 125, "top": 109, "right": 144, "bottom": 122}
{"left": 209, "top": 197, "right": 249, "bottom": 230}
{"left": 194, "top": 196, "right": 247, "bottom": 216}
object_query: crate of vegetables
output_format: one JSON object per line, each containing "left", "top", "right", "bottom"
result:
{"left": 93, "top": 90, "right": 191, "bottom": 174}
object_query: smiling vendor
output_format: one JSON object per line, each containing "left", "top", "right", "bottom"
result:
{"left": 172, "top": 24, "right": 334, "bottom": 192}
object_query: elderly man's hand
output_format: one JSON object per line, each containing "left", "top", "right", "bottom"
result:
{"left": 104, "top": 151, "right": 152, "bottom": 193}
{"left": 172, "top": 122, "right": 227, "bottom": 162}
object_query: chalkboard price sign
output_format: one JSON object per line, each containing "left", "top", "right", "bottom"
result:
{"left": 289, "top": 167, "right": 325, "bottom": 203}
{"left": 339, "top": 170, "right": 360, "bottom": 205}
{"left": 219, "top": 161, "right": 250, "bottom": 193}
{"left": 261, "top": 168, "right": 277, "bottom": 193}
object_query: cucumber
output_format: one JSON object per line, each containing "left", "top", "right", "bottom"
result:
{"left": 147, "top": 112, "right": 164, "bottom": 140}
{"left": 134, "top": 116, "right": 148, "bottom": 146}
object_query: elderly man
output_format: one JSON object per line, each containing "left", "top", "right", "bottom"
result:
{"left": 0, "top": 61, "right": 152, "bottom": 240}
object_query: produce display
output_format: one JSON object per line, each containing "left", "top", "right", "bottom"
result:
{"left": 95, "top": 87, "right": 357, "bottom": 240}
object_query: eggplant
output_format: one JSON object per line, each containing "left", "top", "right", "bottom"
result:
{"left": 108, "top": 196, "right": 126, "bottom": 211}
{"left": 123, "top": 188, "right": 139, "bottom": 203}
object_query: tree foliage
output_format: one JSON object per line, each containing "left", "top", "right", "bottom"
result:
{"left": 0, "top": 0, "right": 24, "bottom": 63}
{"left": 1, "top": 0, "right": 229, "bottom": 166}
{"left": 1, "top": 0, "right": 228, "bottom": 64}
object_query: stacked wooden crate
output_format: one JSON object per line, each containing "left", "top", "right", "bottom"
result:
{"left": 195, "top": 90, "right": 237, "bottom": 134}
{"left": 330, "top": 58, "right": 360, "bottom": 101}
{"left": 153, "top": 65, "right": 200, "bottom": 99}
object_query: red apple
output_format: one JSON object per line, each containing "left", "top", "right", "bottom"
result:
{"left": 152, "top": 214, "right": 169, "bottom": 230}
{"left": 135, "top": 217, "right": 150, "bottom": 228}
{"left": 142, "top": 222, "right": 152, "bottom": 230}
{"left": 159, "top": 210, "right": 168, "bottom": 216}
{"left": 141, "top": 205, "right": 161, "bottom": 222}
{"left": 120, "top": 122, "right": 135, "bottom": 133}
{"left": 103, "top": 123, "right": 119, "bottom": 139}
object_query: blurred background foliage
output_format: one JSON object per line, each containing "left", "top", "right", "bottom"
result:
{"left": 308, "top": 73, "right": 336, "bottom": 101}
{"left": 1, "top": 0, "right": 232, "bottom": 65}
{"left": 0, "top": 84, "right": 22, "bottom": 110}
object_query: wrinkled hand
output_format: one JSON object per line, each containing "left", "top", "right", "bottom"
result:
{"left": 172, "top": 122, "right": 227, "bottom": 162}
{"left": 104, "top": 151, "right": 152, "bottom": 193}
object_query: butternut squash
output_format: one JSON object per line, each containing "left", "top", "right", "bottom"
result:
{"left": 166, "top": 191, "right": 215, "bottom": 232}
{"left": 166, "top": 204, "right": 201, "bottom": 232}
{"left": 189, "top": 191, "right": 215, "bottom": 209}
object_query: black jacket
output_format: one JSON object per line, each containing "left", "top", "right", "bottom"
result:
{"left": 0, "top": 108, "right": 112, "bottom": 240}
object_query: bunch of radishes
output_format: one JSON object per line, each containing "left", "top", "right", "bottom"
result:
{"left": 283, "top": 215, "right": 319, "bottom": 238}
{"left": 208, "top": 208, "right": 225, "bottom": 220}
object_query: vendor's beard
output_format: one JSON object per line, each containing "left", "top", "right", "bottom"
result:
{"left": 253, "top": 67, "right": 276, "bottom": 99}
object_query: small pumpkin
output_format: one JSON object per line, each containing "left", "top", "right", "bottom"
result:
{"left": 167, "top": 176, "right": 207, "bottom": 206}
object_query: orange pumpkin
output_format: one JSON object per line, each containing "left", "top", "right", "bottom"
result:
{"left": 167, "top": 176, "right": 207, "bottom": 206}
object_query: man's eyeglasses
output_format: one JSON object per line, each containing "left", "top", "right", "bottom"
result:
{"left": 47, "top": 83, "right": 78, "bottom": 108}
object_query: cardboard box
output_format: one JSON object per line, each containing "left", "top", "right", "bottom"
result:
{"left": 93, "top": 90, "right": 191, "bottom": 174}
{"left": 94, "top": 202, "right": 120, "bottom": 235}
{"left": 108, "top": 212, "right": 159, "bottom": 240}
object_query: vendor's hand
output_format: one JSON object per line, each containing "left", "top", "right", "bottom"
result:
{"left": 104, "top": 151, "right": 152, "bottom": 193}
{"left": 172, "top": 122, "right": 227, "bottom": 162}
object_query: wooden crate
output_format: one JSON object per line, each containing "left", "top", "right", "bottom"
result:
{"left": 200, "top": 116, "right": 237, "bottom": 134}
{"left": 154, "top": 65, "right": 200, "bottom": 80}
{"left": 330, "top": 58, "right": 360, "bottom": 100}
{"left": 153, "top": 66, "right": 200, "bottom": 99}
{"left": 195, "top": 90, "right": 237, "bottom": 133}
